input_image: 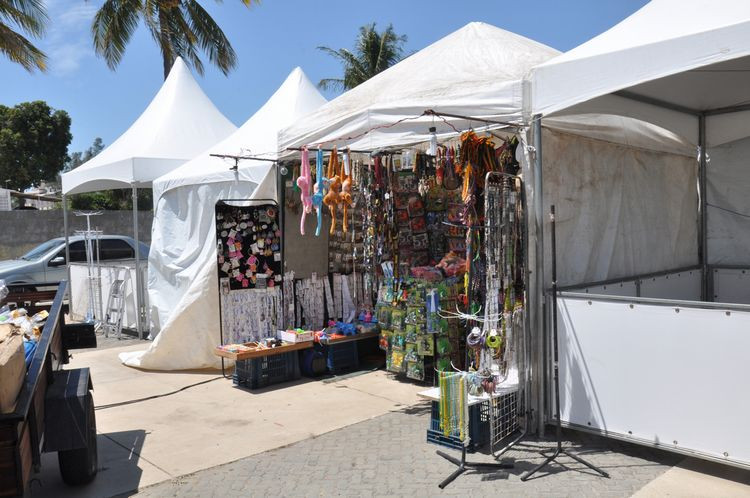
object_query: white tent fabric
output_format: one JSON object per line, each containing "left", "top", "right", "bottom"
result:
{"left": 279, "top": 22, "right": 559, "bottom": 152}
{"left": 530, "top": 0, "right": 750, "bottom": 147}
{"left": 530, "top": 0, "right": 750, "bottom": 272}
{"left": 120, "top": 68, "right": 326, "bottom": 370}
{"left": 62, "top": 58, "right": 236, "bottom": 195}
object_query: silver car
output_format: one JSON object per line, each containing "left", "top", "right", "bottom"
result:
{"left": 0, "top": 236, "right": 149, "bottom": 285}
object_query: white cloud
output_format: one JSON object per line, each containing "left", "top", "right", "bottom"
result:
{"left": 45, "top": 1, "right": 99, "bottom": 75}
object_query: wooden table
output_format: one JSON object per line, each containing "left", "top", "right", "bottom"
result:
{"left": 214, "top": 341, "right": 312, "bottom": 361}
{"left": 317, "top": 330, "right": 380, "bottom": 345}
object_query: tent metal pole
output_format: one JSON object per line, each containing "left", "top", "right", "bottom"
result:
{"left": 63, "top": 195, "right": 71, "bottom": 293}
{"left": 699, "top": 114, "right": 708, "bottom": 301}
{"left": 132, "top": 184, "right": 143, "bottom": 339}
{"left": 532, "top": 115, "right": 546, "bottom": 435}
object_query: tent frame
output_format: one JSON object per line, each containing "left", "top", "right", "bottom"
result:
{"left": 61, "top": 187, "right": 145, "bottom": 339}
{"left": 531, "top": 96, "right": 749, "bottom": 433}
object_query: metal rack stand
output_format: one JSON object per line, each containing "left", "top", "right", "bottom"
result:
{"left": 521, "top": 205, "right": 609, "bottom": 481}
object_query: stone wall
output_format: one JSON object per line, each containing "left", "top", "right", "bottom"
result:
{"left": 0, "top": 210, "right": 152, "bottom": 259}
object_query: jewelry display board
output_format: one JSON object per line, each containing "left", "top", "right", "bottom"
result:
{"left": 215, "top": 199, "right": 283, "bottom": 345}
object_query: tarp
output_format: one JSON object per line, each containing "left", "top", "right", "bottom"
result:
{"left": 120, "top": 68, "right": 326, "bottom": 370}
{"left": 62, "top": 58, "right": 236, "bottom": 195}
{"left": 279, "top": 22, "right": 559, "bottom": 152}
{"left": 530, "top": 0, "right": 750, "bottom": 147}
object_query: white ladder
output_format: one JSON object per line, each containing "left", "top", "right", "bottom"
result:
{"left": 103, "top": 268, "right": 130, "bottom": 339}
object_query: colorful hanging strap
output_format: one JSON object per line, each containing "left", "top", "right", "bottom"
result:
{"left": 313, "top": 147, "right": 324, "bottom": 236}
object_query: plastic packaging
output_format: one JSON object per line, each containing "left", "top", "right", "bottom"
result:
{"left": 0, "top": 280, "right": 7, "bottom": 303}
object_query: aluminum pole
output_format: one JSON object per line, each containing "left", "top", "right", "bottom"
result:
{"left": 698, "top": 114, "right": 708, "bottom": 301}
{"left": 532, "top": 115, "right": 546, "bottom": 434}
{"left": 63, "top": 194, "right": 71, "bottom": 293}
{"left": 132, "top": 184, "right": 143, "bottom": 339}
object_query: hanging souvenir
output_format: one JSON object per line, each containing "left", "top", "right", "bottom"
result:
{"left": 297, "top": 147, "right": 312, "bottom": 235}
{"left": 323, "top": 146, "right": 342, "bottom": 235}
{"left": 313, "top": 147, "right": 325, "bottom": 236}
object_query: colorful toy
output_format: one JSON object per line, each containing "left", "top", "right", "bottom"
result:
{"left": 296, "top": 147, "right": 312, "bottom": 235}
{"left": 323, "top": 146, "right": 342, "bottom": 234}
{"left": 313, "top": 147, "right": 325, "bottom": 236}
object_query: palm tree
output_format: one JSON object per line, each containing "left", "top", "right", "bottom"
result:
{"left": 318, "top": 23, "right": 407, "bottom": 91}
{"left": 92, "top": 0, "right": 256, "bottom": 80}
{"left": 0, "top": 0, "right": 48, "bottom": 71}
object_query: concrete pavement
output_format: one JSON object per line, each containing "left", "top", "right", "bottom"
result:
{"left": 31, "top": 343, "right": 750, "bottom": 497}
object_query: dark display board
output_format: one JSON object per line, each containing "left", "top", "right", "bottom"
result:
{"left": 215, "top": 200, "right": 282, "bottom": 291}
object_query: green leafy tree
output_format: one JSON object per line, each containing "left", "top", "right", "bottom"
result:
{"left": 92, "top": 0, "right": 257, "bottom": 80}
{"left": 0, "top": 101, "right": 71, "bottom": 191}
{"left": 0, "top": 0, "right": 48, "bottom": 71}
{"left": 64, "top": 137, "right": 104, "bottom": 172}
{"left": 318, "top": 23, "right": 407, "bottom": 92}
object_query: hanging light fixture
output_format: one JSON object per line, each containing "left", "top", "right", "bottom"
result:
{"left": 428, "top": 126, "right": 438, "bottom": 156}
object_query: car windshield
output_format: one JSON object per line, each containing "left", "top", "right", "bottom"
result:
{"left": 20, "top": 239, "right": 62, "bottom": 261}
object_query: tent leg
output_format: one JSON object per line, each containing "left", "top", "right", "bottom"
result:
{"left": 132, "top": 185, "right": 143, "bottom": 339}
{"left": 63, "top": 195, "right": 71, "bottom": 294}
{"left": 698, "top": 114, "right": 709, "bottom": 301}
{"left": 532, "top": 115, "right": 546, "bottom": 435}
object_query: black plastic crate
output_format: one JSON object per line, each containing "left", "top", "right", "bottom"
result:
{"left": 317, "top": 341, "right": 359, "bottom": 374}
{"left": 426, "top": 400, "right": 488, "bottom": 452}
{"left": 233, "top": 351, "right": 301, "bottom": 389}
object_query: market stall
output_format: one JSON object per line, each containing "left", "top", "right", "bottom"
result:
{"left": 61, "top": 57, "right": 236, "bottom": 338}
{"left": 119, "top": 68, "right": 327, "bottom": 370}
{"left": 527, "top": 0, "right": 750, "bottom": 469}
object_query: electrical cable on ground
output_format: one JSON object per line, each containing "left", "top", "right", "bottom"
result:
{"left": 95, "top": 377, "right": 223, "bottom": 411}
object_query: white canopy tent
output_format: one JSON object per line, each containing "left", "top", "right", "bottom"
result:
{"left": 526, "top": 0, "right": 750, "bottom": 469}
{"left": 60, "top": 57, "right": 236, "bottom": 337}
{"left": 280, "top": 22, "right": 559, "bottom": 152}
{"left": 119, "top": 68, "right": 326, "bottom": 370}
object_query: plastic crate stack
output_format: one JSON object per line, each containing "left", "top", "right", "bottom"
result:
{"left": 316, "top": 341, "right": 359, "bottom": 374}
{"left": 233, "top": 351, "right": 301, "bottom": 389}
{"left": 426, "top": 400, "right": 489, "bottom": 452}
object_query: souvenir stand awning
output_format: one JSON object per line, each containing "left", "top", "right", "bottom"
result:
{"left": 119, "top": 68, "right": 327, "bottom": 370}
{"left": 60, "top": 57, "right": 237, "bottom": 337}
{"left": 279, "top": 22, "right": 559, "bottom": 152}
{"left": 526, "top": 0, "right": 750, "bottom": 469}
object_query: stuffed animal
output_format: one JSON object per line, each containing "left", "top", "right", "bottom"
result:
{"left": 296, "top": 147, "right": 312, "bottom": 235}
{"left": 323, "top": 146, "right": 342, "bottom": 235}
{"left": 313, "top": 147, "right": 325, "bottom": 236}
{"left": 340, "top": 149, "right": 353, "bottom": 233}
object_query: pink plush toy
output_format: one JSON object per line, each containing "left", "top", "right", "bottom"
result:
{"left": 296, "top": 147, "right": 312, "bottom": 235}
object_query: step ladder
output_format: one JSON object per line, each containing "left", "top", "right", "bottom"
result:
{"left": 103, "top": 268, "right": 130, "bottom": 339}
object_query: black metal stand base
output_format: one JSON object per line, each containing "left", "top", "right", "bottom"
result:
{"left": 521, "top": 445, "right": 609, "bottom": 481}
{"left": 436, "top": 446, "right": 513, "bottom": 489}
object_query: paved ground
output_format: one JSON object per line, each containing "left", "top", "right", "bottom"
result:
{"left": 132, "top": 406, "right": 684, "bottom": 498}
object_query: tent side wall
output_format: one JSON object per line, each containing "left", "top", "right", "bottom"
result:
{"left": 539, "top": 128, "right": 698, "bottom": 288}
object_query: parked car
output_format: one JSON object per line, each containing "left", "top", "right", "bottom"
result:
{"left": 0, "top": 236, "right": 149, "bottom": 285}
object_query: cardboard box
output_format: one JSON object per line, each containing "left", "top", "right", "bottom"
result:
{"left": 0, "top": 324, "right": 24, "bottom": 413}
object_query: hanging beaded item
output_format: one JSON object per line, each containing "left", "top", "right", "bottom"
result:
{"left": 439, "top": 371, "right": 468, "bottom": 442}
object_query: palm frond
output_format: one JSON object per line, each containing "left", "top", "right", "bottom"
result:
{"left": 317, "top": 78, "right": 344, "bottom": 91}
{"left": 0, "top": 0, "right": 48, "bottom": 36}
{"left": 0, "top": 21, "right": 46, "bottom": 71}
{"left": 184, "top": 0, "right": 236, "bottom": 75}
{"left": 92, "top": 0, "right": 143, "bottom": 70}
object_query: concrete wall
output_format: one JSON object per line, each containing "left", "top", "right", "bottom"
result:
{"left": 0, "top": 210, "right": 153, "bottom": 259}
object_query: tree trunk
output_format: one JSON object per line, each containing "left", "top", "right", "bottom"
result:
{"left": 158, "top": 8, "right": 174, "bottom": 80}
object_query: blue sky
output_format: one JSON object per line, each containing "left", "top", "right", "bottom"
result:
{"left": 2, "top": 0, "right": 649, "bottom": 153}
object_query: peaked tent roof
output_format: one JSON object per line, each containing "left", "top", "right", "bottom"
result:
{"left": 530, "top": 0, "right": 750, "bottom": 146}
{"left": 62, "top": 57, "right": 237, "bottom": 195}
{"left": 153, "top": 67, "right": 326, "bottom": 200}
{"left": 279, "top": 22, "right": 559, "bottom": 152}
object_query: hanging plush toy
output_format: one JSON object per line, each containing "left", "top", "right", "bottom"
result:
{"left": 323, "top": 146, "right": 342, "bottom": 235}
{"left": 340, "top": 148, "right": 353, "bottom": 233}
{"left": 313, "top": 147, "right": 325, "bottom": 236}
{"left": 296, "top": 147, "right": 312, "bottom": 235}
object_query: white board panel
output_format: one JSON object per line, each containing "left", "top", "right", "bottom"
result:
{"left": 575, "top": 281, "right": 638, "bottom": 297}
{"left": 557, "top": 297, "right": 750, "bottom": 468}
{"left": 714, "top": 268, "right": 750, "bottom": 305}
{"left": 639, "top": 269, "right": 701, "bottom": 300}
